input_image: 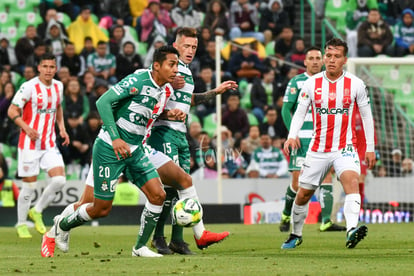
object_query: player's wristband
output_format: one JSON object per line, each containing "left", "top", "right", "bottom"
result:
{"left": 11, "top": 115, "right": 20, "bottom": 122}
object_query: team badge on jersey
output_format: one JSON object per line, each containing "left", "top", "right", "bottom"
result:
{"left": 300, "top": 91, "right": 308, "bottom": 99}
{"left": 329, "top": 91, "right": 336, "bottom": 100}
{"left": 130, "top": 87, "right": 139, "bottom": 95}
{"left": 290, "top": 87, "right": 297, "bottom": 94}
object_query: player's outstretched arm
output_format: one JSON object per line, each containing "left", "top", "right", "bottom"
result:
{"left": 191, "top": 80, "right": 238, "bottom": 106}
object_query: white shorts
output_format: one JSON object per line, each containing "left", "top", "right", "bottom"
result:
{"left": 17, "top": 148, "right": 65, "bottom": 177}
{"left": 299, "top": 146, "right": 360, "bottom": 190}
{"left": 85, "top": 146, "right": 172, "bottom": 187}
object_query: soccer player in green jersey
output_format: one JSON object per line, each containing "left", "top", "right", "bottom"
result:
{"left": 280, "top": 46, "right": 346, "bottom": 233}
{"left": 147, "top": 27, "right": 237, "bottom": 255}
{"left": 52, "top": 46, "right": 187, "bottom": 257}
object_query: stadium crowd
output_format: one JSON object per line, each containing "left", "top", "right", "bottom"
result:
{"left": 0, "top": 0, "right": 413, "bottom": 181}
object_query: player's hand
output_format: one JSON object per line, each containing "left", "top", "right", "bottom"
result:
{"left": 60, "top": 129, "right": 70, "bottom": 146}
{"left": 112, "top": 138, "right": 131, "bottom": 160}
{"left": 167, "top": 108, "right": 186, "bottom": 121}
{"left": 365, "top": 151, "right": 376, "bottom": 170}
{"left": 215, "top": 81, "right": 238, "bottom": 94}
{"left": 283, "top": 137, "right": 299, "bottom": 155}
{"left": 172, "top": 75, "right": 185, "bottom": 90}
{"left": 24, "top": 126, "right": 40, "bottom": 141}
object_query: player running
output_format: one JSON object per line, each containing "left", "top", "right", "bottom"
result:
{"left": 280, "top": 46, "right": 346, "bottom": 233}
{"left": 282, "top": 38, "right": 376, "bottom": 249}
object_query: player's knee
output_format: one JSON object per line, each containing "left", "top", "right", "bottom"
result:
{"left": 49, "top": 176, "right": 66, "bottom": 191}
{"left": 181, "top": 173, "right": 192, "bottom": 189}
{"left": 95, "top": 204, "right": 113, "bottom": 218}
{"left": 148, "top": 189, "right": 166, "bottom": 205}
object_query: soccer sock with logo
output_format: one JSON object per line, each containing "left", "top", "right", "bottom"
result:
{"left": 291, "top": 202, "right": 309, "bottom": 237}
{"left": 17, "top": 182, "right": 36, "bottom": 225}
{"left": 282, "top": 183, "right": 297, "bottom": 217}
{"left": 59, "top": 203, "right": 92, "bottom": 231}
{"left": 135, "top": 201, "right": 163, "bottom": 249}
{"left": 319, "top": 183, "right": 334, "bottom": 224}
{"left": 34, "top": 176, "right": 66, "bottom": 212}
{"left": 178, "top": 186, "right": 205, "bottom": 239}
{"left": 153, "top": 187, "right": 176, "bottom": 239}
{"left": 344, "top": 193, "right": 361, "bottom": 232}
{"left": 47, "top": 203, "right": 75, "bottom": 238}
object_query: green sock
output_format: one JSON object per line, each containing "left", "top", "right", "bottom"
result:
{"left": 319, "top": 184, "right": 333, "bottom": 224}
{"left": 153, "top": 188, "right": 177, "bottom": 238}
{"left": 59, "top": 209, "right": 87, "bottom": 231}
{"left": 282, "top": 185, "right": 297, "bottom": 217}
{"left": 169, "top": 190, "right": 184, "bottom": 242}
{"left": 135, "top": 207, "right": 161, "bottom": 249}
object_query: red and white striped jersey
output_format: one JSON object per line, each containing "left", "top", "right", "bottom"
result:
{"left": 11, "top": 77, "right": 64, "bottom": 150}
{"left": 293, "top": 71, "right": 372, "bottom": 153}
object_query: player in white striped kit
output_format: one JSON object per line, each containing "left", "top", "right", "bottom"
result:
{"left": 282, "top": 38, "right": 376, "bottom": 249}
{"left": 8, "top": 53, "right": 70, "bottom": 238}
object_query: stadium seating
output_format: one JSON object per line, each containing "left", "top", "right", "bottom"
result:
{"left": 202, "top": 113, "right": 217, "bottom": 137}
{"left": 247, "top": 113, "right": 259, "bottom": 126}
{"left": 324, "top": 0, "right": 347, "bottom": 34}
{"left": 57, "top": 12, "right": 72, "bottom": 28}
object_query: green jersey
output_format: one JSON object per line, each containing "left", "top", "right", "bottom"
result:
{"left": 153, "top": 60, "right": 193, "bottom": 133}
{"left": 282, "top": 72, "right": 313, "bottom": 141}
{"left": 97, "top": 69, "right": 169, "bottom": 150}
{"left": 87, "top": 52, "right": 116, "bottom": 72}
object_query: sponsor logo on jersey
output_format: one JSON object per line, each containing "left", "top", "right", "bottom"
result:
{"left": 314, "top": 88, "right": 322, "bottom": 95}
{"left": 37, "top": 108, "right": 57, "bottom": 114}
{"left": 290, "top": 87, "right": 297, "bottom": 94}
{"left": 342, "top": 96, "right": 351, "bottom": 106}
{"left": 142, "top": 96, "right": 149, "bottom": 103}
{"left": 130, "top": 87, "right": 139, "bottom": 95}
{"left": 300, "top": 91, "right": 308, "bottom": 99}
{"left": 315, "top": 107, "right": 349, "bottom": 115}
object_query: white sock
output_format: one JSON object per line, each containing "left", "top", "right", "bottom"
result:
{"left": 77, "top": 203, "right": 92, "bottom": 221}
{"left": 34, "top": 176, "right": 66, "bottom": 212}
{"left": 344, "top": 193, "right": 361, "bottom": 232}
{"left": 17, "top": 182, "right": 36, "bottom": 225}
{"left": 291, "top": 202, "right": 309, "bottom": 237}
{"left": 178, "top": 186, "right": 205, "bottom": 239}
{"left": 47, "top": 203, "right": 75, "bottom": 238}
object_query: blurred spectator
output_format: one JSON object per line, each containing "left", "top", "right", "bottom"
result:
{"left": 195, "top": 27, "right": 214, "bottom": 62}
{"left": 39, "top": 0, "right": 76, "bottom": 20}
{"left": 282, "top": 0, "right": 295, "bottom": 26}
{"left": 0, "top": 71, "right": 11, "bottom": 88}
{"left": 376, "top": 165, "right": 387, "bottom": 177}
{"left": 345, "top": 0, "right": 378, "bottom": 57}
{"left": 67, "top": 6, "right": 109, "bottom": 54}
{"left": 0, "top": 36, "right": 18, "bottom": 73}
{"left": 231, "top": 138, "right": 250, "bottom": 178}
{"left": 57, "top": 42, "right": 86, "bottom": 77}
{"left": 108, "top": 24, "right": 139, "bottom": 56}
{"left": 0, "top": 82, "right": 16, "bottom": 144}
{"left": 14, "top": 25, "right": 42, "bottom": 73}
{"left": 202, "top": 0, "right": 229, "bottom": 38}
{"left": 385, "top": 148, "right": 403, "bottom": 177}
{"left": 97, "top": 0, "right": 132, "bottom": 26}
{"left": 187, "top": 121, "right": 202, "bottom": 173}
{"left": 37, "top": 8, "right": 69, "bottom": 40}
{"left": 357, "top": 9, "right": 394, "bottom": 57}
{"left": 116, "top": 42, "right": 144, "bottom": 80}
{"left": 389, "top": 8, "right": 414, "bottom": 57}
{"left": 198, "top": 40, "right": 231, "bottom": 78}
{"left": 246, "top": 132, "right": 288, "bottom": 178}
{"left": 129, "top": 0, "right": 149, "bottom": 27}
{"left": 171, "top": 0, "right": 202, "bottom": 33}
{"left": 285, "top": 38, "right": 306, "bottom": 74}
{"left": 229, "top": 0, "right": 265, "bottom": 43}
{"left": 87, "top": 41, "right": 117, "bottom": 84}
{"left": 243, "top": 125, "right": 261, "bottom": 154}
{"left": 193, "top": 66, "right": 216, "bottom": 119}
{"left": 26, "top": 41, "right": 48, "bottom": 69}
{"left": 16, "top": 66, "right": 37, "bottom": 89}
{"left": 402, "top": 157, "right": 414, "bottom": 176}
{"left": 274, "top": 26, "right": 294, "bottom": 60}
{"left": 144, "top": 35, "right": 167, "bottom": 68}
{"left": 44, "top": 19, "right": 70, "bottom": 56}
{"left": 389, "top": 0, "right": 414, "bottom": 23}
{"left": 250, "top": 67, "right": 281, "bottom": 123}
{"left": 228, "top": 43, "right": 265, "bottom": 82}
{"left": 80, "top": 36, "right": 96, "bottom": 61}
{"left": 140, "top": 0, "right": 174, "bottom": 50}
{"left": 0, "top": 153, "right": 19, "bottom": 207}
{"left": 84, "top": 111, "right": 102, "bottom": 161}
{"left": 193, "top": 0, "right": 207, "bottom": 13}
{"left": 86, "top": 77, "right": 109, "bottom": 111}
{"left": 56, "top": 66, "right": 72, "bottom": 88}
{"left": 61, "top": 79, "right": 91, "bottom": 166}
{"left": 222, "top": 92, "right": 250, "bottom": 140}
{"left": 259, "top": 0, "right": 290, "bottom": 45}
{"left": 259, "top": 106, "right": 288, "bottom": 140}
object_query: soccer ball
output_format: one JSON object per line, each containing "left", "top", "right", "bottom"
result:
{"left": 173, "top": 198, "right": 203, "bottom": 227}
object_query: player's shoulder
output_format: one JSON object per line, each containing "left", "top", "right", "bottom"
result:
{"left": 18, "top": 77, "right": 38, "bottom": 92}
{"left": 344, "top": 71, "right": 364, "bottom": 85}
{"left": 51, "top": 78, "right": 64, "bottom": 89}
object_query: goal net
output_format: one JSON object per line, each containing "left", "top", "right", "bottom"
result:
{"left": 346, "top": 57, "right": 414, "bottom": 223}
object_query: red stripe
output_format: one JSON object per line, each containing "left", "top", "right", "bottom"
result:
{"left": 19, "top": 99, "right": 33, "bottom": 149}
{"left": 41, "top": 87, "right": 53, "bottom": 150}
{"left": 50, "top": 83, "right": 60, "bottom": 148}
{"left": 325, "top": 81, "right": 337, "bottom": 152}
{"left": 311, "top": 77, "right": 323, "bottom": 152}
{"left": 31, "top": 84, "right": 43, "bottom": 150}
{"left": 339, "top": 77, "right": 352, "bottom": 149}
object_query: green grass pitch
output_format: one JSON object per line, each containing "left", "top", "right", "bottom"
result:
{"left": 1, "top": 223, "right": 413, "bottom": 275}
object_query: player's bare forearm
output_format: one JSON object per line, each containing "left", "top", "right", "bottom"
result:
{"left": 191, "top": 90, "right": 216, "bottom": 106}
